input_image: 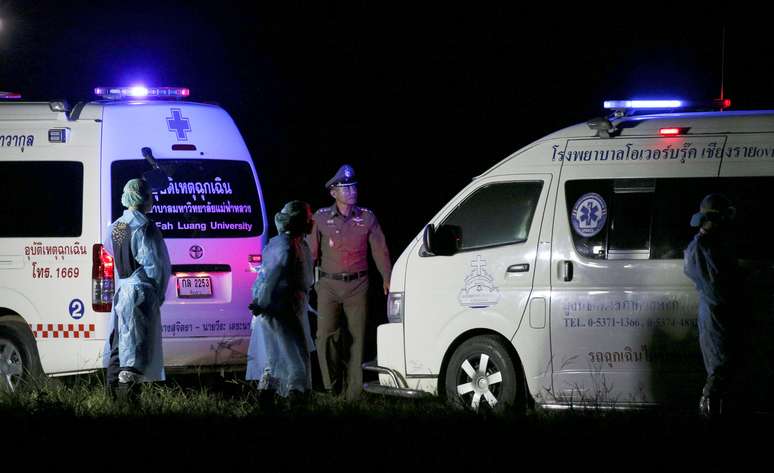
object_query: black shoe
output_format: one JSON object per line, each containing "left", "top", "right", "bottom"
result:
{"left": 699, "top": 395, "right": 723, "bottom": 418}
{"left": 116, "top": 370, "right": 142, "bottom": 404}
{"left": 699, "top": 395, "right": 711, "bottom": 417}
{"left": 117, "top": 382, "right": 140, "bottom": 404}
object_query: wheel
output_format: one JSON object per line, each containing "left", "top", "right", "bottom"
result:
{"left": 0, "top": 320, "right": 41, "bottom": 393}
{"left": 444, "top": 335, "right": 522, "bottom": 412}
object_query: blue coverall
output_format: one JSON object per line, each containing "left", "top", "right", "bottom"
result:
{"left": 246, "top": 233, "right": 315, "bottom": 396}
{"left": 104, "top": 209, "right": 171, "bottom": 383}
{"left": 683, "top": 229, "right": 739, "bottom": 400}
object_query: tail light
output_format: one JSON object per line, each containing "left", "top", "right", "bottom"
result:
{"left": 248, "top": 254, "right": 262, "bottom": 272}
{"left": 92, "top": 244, "right": 115, "bottom": 312}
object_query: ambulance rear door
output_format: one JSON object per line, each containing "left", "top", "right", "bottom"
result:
{"left": 99, "top": 100, "right": 267, "bottom": 367}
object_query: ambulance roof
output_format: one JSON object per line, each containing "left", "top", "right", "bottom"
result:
{"left": 75, "top": 99, "right": 221, "bottom": 120}
{"left": 542, "top": 110, "right": 774, "bottom": 140}
{"left": 0, "top": 102, "right": 69, "bottom": 121}
{"left": 0, "top": 99, "right": 222, "bottom": 122}
{"left": 482, "top": 109, "right": 774, "bottom": 177}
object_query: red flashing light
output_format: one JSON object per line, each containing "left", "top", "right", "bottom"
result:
{"left": 248, "top": 254, "right": 262, "bottom": 264}
{"left": 713, "top": 98, "right": 732, "bottom": 110}
{"left": 659, "top": 127, "right": 688, "bottom": 136}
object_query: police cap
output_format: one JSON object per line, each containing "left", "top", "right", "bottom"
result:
{"left": 325, "top": 164, "right": 358, "bottom": 189}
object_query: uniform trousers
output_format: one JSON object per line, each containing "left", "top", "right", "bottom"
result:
{"left": 315, "top": 276, "right": 368, "bottom": 400}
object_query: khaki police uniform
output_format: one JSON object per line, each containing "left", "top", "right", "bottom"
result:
{"left": 309, "top": 169, "right": 391, "bottom": 400}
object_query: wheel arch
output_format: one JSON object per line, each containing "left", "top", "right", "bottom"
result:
{"left": 0, "top": 309, "right": 44, "bottom": 377}
{"left": 438, "top": 328, "right": 532, "bottom": 408}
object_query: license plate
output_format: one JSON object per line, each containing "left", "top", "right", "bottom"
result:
{"left": 177, "top": 276, "right": 212, "bottom": 298}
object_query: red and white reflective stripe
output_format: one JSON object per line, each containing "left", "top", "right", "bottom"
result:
{"left": 29, "top": 323, "right": 96, "bottom": 339}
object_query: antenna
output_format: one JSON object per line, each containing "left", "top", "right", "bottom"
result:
{"left": 719, "top": 26, "right": 726, "bottom": 111}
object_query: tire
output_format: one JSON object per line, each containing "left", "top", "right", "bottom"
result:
{"left": 443, "top": 335, "right": 523, "bottom": 412}
{"left": 0, "top": 319, "right": 42, "bottom": 393}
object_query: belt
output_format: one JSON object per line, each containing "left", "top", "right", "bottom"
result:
{"left": 319, "top": 270, "right": 368, "bottom": 282}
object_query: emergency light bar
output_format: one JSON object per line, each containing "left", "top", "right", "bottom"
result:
{"left": 604, "top": 98, "right": 731, "bottom": 114}
{"left": 0, "top": 91, "right": 22, "bottom": 99}
{"left": 94, "top": 86, "right": 190, "bottom": 100}
{"left": 604, "top": 100, "right": 684, "bottom": 110}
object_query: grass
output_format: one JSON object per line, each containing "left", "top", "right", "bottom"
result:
{"left": 1, "top": 373, "right": 767, "bottom": 471}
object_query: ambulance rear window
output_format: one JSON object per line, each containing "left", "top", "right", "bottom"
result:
{"left": 111, "top": 159, "right": 263, "bottom": 238}
{"left": 0, "top": 161, "right": 83, "bottom": 237}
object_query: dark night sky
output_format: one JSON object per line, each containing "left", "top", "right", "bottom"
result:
{"left": 2, "top": 2, "right": 773, "bottom": 258}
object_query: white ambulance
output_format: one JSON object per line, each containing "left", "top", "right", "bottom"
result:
{"left": 366, "top": 99, "right": 774, "bottom": 411}
{"left": 0, "top": 86, "right": 268, "bottom": 391}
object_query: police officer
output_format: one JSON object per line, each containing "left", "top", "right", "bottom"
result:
{"left": 309, "top": 164, "right": 391, "bottom": 400}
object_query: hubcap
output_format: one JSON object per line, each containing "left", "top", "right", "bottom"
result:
{"left": 0, "top": 338, "right": 23, "bottom": 393}
{"left": 456, "top": 353, "right": 503, "bottom": 411}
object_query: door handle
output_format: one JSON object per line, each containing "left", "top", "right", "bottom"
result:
{"left": 562, "top": 260, "right": 573, "bottom": 282}
{"left": 507, "top": 263, "right": 530, "bottom": 273}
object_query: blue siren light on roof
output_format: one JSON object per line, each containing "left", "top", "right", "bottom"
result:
{"left": 128, "top": 86, "right": 149, "bottom": 97}
{"left": 603, "top": 100, "right": 684, "bottom": 109}
{"left": 94, "top": 86, "right": 191, "bottom": 100}
{"left": 0, "top": 91, "right": 22, "bottom": 99}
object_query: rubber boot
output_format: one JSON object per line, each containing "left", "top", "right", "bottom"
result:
{"left": 699, "top": 395, "right": 723, "bottom": 418}
{"left": 117, "top": 370, "right": 142, "bottom": 404}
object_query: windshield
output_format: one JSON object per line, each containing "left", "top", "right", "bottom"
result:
{"left": 111, "top": 159, "right": 263, "bottom": 238}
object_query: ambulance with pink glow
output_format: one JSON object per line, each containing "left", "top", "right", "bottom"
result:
{"left": 0, "top": 86, "right": 267, "bottom": 391}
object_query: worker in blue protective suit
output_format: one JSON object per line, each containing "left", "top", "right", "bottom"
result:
{"left": 683, "top": 193, "right": 740, "bottom": 418}
{"left": 246, "top": 201, "right": 315, "bottom": 408}
{"left": 104, "top": 178, "right": 171, "bottom": 401}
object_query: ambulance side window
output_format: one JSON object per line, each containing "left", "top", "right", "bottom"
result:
{"left": 565, "top": 180, "right": 611, "bottom": 259}
{"left": 566, "top": 179, "right": 655, "bottom": 260}
{"left": 650, "top": 178, "right": 712, "bottom": 259}
{"left": 607, "top": 180, "right": 655, "bottom": 260}
{"left": 0, "top": 161, "right": 83, "bottom": 237}
{"left": 442, "top": 181, "right": 543, "bottom": 251}
{"left": 570, "top": 176, "right": 774, "bottom": 261}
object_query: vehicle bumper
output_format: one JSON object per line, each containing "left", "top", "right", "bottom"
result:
{"left": 362, "top": 360, "right": 429, "bottom": 399}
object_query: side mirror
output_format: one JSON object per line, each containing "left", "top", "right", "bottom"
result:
{"left": 142, "top": 168, "right": 169, "bottom": 192}
{"left": 422, "top": 223, "right": 461, "bottom": 256}
{"left": 422, "top": 224, "right": 436, "bottom": 255}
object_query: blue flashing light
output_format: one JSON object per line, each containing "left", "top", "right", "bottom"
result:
{"left": 94, "top": 86, "right": 190, "bottom": 100}
{"left": 0, "top": 91, "right": 22, "bottom": 100}
{"left": 128, "top": 86, "right": 149, "bottom": 97}
{"left": 604, "top": 100, "right": 684, "bottom": 110}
